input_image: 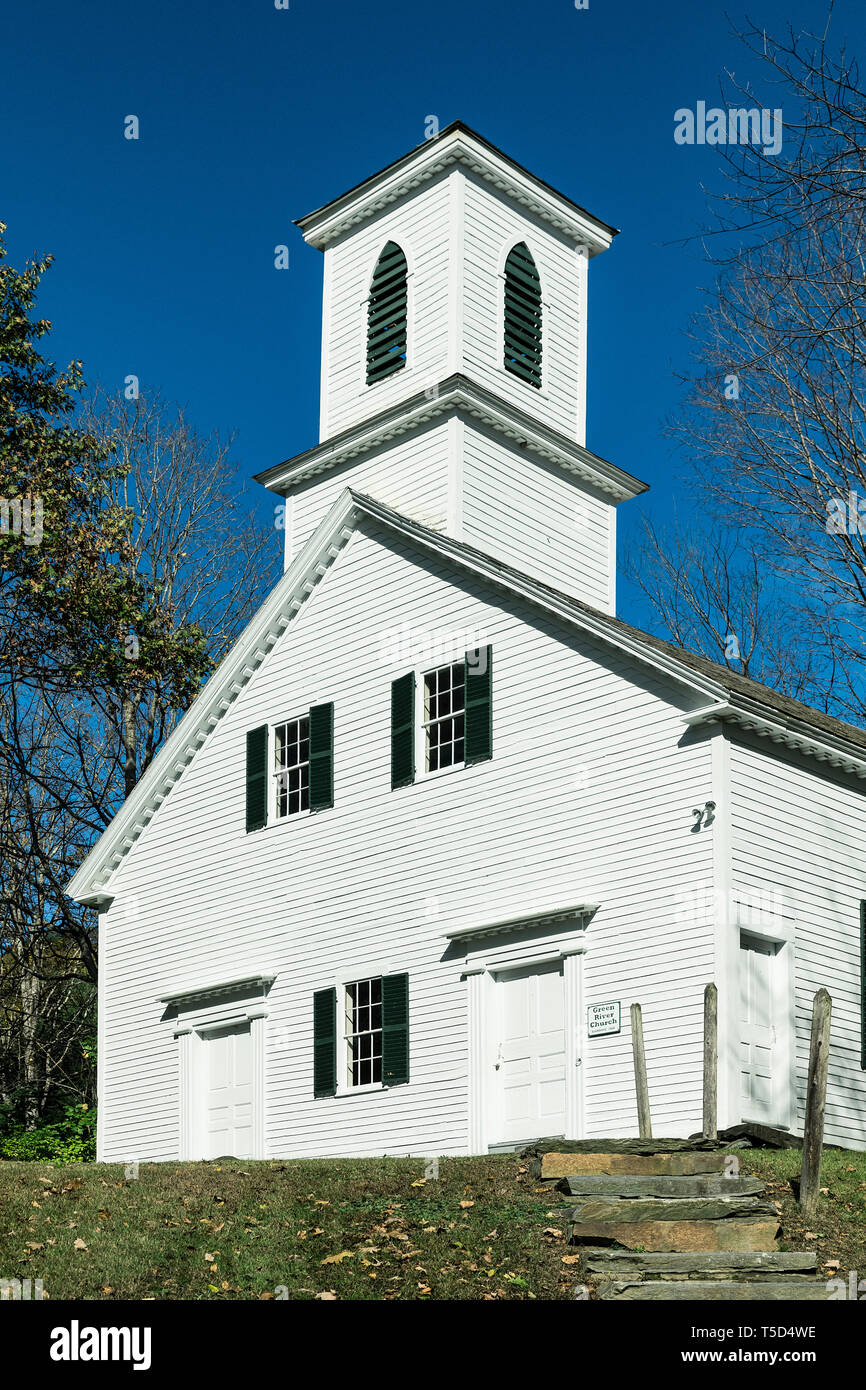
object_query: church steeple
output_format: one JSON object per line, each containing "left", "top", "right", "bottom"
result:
{"left": 256, "top": 124, "right": 647, "bottom": 616}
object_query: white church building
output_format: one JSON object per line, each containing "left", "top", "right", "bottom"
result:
{"left": 69, "top": 123, "right": 866, "bottom": 1160}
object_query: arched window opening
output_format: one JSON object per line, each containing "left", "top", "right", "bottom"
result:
{"left": 503, "top": 242, "right": 542, "bottom": 388}
{"left": 366, "top": 241, "right": 408, "bottom": 385}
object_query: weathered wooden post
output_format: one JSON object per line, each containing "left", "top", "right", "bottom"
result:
{"left": 703, "top": 983, "right": 718, "bottom": 1142}
{"left": 630, "top": 1002, "right": 652, "bottom": 1139}
{"left": 800, "top": 987, "right": 832, "bottom": 1218}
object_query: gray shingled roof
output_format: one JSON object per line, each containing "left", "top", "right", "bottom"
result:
{"left": 354, "top": 491, "right": 866, "bottom": 757}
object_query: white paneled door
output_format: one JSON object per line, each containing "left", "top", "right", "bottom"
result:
{"left": 739, "top": 935, "right": 781, "bottom": 1126}
{"left": 202, "top": 1023, "right": 254, "bottom": 1159}
{"left": 492, "top": 962, "right": 566, "bottom": 1145}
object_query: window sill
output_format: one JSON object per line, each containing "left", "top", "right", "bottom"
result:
{"left": 415, "top": 760, "right": 467, "bottom": 786}
{"left": 336, "top": 1082, "right": 386, "bottom": 1098}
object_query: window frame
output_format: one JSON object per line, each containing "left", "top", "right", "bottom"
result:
{"left": 342, "top": 976, "right": 385, "bottom": 1091}
{"left": 270, "top": 713, "right": 311, "bottom": 823}
{"left": 362, "top": 239, "right": 414, "bottom": 391}
{"left": 334, "top": 975, "right": 386, "bottom": 1096}
{"left": 495, "top": 238, "right": 549, "bottom": 399}
{"left": 415, "top": 658, "right": 468, "bottom": 782}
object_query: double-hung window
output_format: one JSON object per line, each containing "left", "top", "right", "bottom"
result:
{"left": 391, "top": 646, "right": 492, "bottom": 789}
{"left": 313, "top": 974, "right": 410, "bottom": 1096}
{"left": 244, "top": 702, "right": 334, "bottom": 832}
{"left": 274, "top": 715, "right": 310, "bottom": 818}
{"left": 423, "top": 661, "right": 466, "bottom": 772}
{"left": 344, "top": 977, "right": 383, "bottom": 1087}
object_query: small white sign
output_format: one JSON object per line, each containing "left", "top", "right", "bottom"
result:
{"left": 587, "top": 1000, "right": 621, "bottom": 1036}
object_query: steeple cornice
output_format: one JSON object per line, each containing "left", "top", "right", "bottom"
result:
{"left": 297, "top": 122, "right": 617, "bottom": 254}
{"left": 254, "top": 373, "right": 647, "bottom": 504}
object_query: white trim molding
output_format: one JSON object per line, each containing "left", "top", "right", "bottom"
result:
{"left": 296, "top": 123, "right": 618, "bottom": 257}
{"left": 158, "top": 973, "right": 276, "bottom": 1009}
{"left": 445, "top": 903, "right": 598, "bottom": 944}
{"left": 456, "top": 905, "right": 593, "bottom": 1152}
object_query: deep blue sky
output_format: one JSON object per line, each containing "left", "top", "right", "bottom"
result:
{"left": 2, "top": 0, "right": 860, "bottom": 624}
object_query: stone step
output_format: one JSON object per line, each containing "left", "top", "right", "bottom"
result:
{"left": 570, "top": 1217, "right": 779, "bottom": 1253}
{"left": 569, "top": 1196, "right": 777, "bottom": 1224}
{"left": 581, "top": 1250, "right": 817, "bottom": 1281}
{"left": 558, "top": 1174, "right": 765, "bottom": 1199}
{"left": 541, "top": 1152, "right": 731, "bottom": 1179}
{"left": 597, "top": 1279, "right": 831, "bottom": 1301}
{"left": 531, "top": 1137, "right": 719, "bottom": 1156}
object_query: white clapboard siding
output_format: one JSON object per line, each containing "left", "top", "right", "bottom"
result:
{"left": 285, "top": 422, "right": 451, "bottom": 565}
{"left": 321, "top": 171, "right": 453, "bottom": 440}
{"left": 461, "top": 172, "right": 584, "bottom": 441}
{"left": 99, "top": 522, "right": 716, "bottom": 1160}
{"left": 460, "top": 420, "right": 614, "bottom": 610}
{"left": 729, "top": 736, "right": 866, "bottom": 1150}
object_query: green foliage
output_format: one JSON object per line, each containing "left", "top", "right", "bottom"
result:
{"left": 0, "top": 1100, "right": 96, "bottom": 1163}
{"left": 0, "top": 221, "right": 211, "bottom": 703}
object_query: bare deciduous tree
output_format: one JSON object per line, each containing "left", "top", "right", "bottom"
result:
{"left": 631, "top": 11, "right": 866, "bottom": 724}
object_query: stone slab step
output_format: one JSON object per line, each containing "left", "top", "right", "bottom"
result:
{"left": 570, "top": 1218, "right": 779, "bottom": 1253}
{"left": 541, "top": 1152, "right": 731, "bottom": 1179}
{"left": 569, "top": 1196, "right": 777, "bottom": 1223}
{"left": 581, "top": 1250, "right": 816, "bottom": 1281}
{"left": 597, "top": 1279, "right": 830, "bottom": 1301}
{"left": 530, "top": 1137, "right": 719, "bottom": 1156}
{"left": 558, "top": 1175, "right": 765, "bottom": 1199}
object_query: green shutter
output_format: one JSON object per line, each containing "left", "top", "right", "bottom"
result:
{"left": 313, "top": 988, "right": 337, "bottom": 1097}
{"left": 382, "top": 973, "right": 409, "bottom": 1085}
{"left": 391, "top": 672, "right": 415, "bottom": 789}
{"left": 861, "top": 901, "right": 866, "bottom": 1071}
{"left": 504, "top": 242, "right": 542, "bottom": 388}
{"left": 308, "top": 702, "right": 334, "bottom": 811}
{"left": 464, "top": 646, "right": 493, "bottom": 765}
{"left": 367, "top": 242, "right": 407, "bottom": 385}
{"left": 245, "top": 725, "right": 268, "bottom": 832}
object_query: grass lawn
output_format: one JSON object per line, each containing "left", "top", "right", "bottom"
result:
{"left": 0, "top": 1155, "right": 577, "bottom": 1301}
{"left": 1, "top": 1147, "right": 864, "bottom": 1300}
{"left": 739, "top": 1146, "right": 866, "bottom": 1287}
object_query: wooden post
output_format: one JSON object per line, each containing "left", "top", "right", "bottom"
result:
{"left": 630, "top": 1003, "right": 652, "bottom": 1139}
{"left": 800, "top": 987, "right": 832, "bottom": 1218}
{"left": 703, "top": 983, "right": 718, "bottom": 1142}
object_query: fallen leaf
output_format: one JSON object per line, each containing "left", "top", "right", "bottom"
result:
{"left": 73, "top": 1238, "right": 88, "bottom": 1251}
{"left": 315, "top": 1290, "right": 338, "bottom": 1300}
{"left": 561, "top": 1254, "right": 580, "bottom": 1264}
{"left": 321, "top": 1250, "right": 354, "bottom": 1265}
{"left": 459, "top": 1201, "right": 475, "bottom": 1209}
{"left": 542, "top": 1227, "right": 562, "bottom": 1238}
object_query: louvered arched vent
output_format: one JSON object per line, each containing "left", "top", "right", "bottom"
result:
{"left": 503, "top": 242, "right": 542, "bottom": 388}
{"left": 366, "top": 241, "right": 408, "bottom": 385}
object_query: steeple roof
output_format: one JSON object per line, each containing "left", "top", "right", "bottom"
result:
{"left": 296, "top": 121, "right": 618, "bottom": 254}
